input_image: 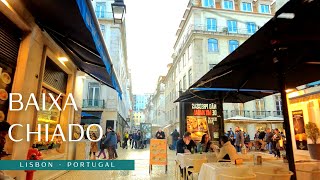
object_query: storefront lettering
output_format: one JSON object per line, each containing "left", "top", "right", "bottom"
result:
{"left": 8, "top": 124, "right": 103, "bottom": 142}
{"left": 193, "top": 109, "right": 214, "bottom": 116}
{"left": 9, "top": 93, "right": 78, "bottom": 111}
{"left": 191, "top": 103, "right": 216, "bottom": 110}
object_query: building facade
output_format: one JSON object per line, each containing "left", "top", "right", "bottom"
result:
{"left": 144, "top": 76, "right": 166, "bottom": 127}
{"left": 163, "top": 0, "right": 282, "bottom": 139}
{"left": 81, "top": 0, "right": 133, "bottom": 134}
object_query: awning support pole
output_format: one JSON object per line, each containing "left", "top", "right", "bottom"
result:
{"left": 217, "top": 93, "right": 224, "bottom": 142}
{"left": 272, "top": 30, "right": 297, "bottom": 180}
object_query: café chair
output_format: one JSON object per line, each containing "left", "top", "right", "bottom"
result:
{"left": 186, "top": 158, "right": 207, "bottom": 180}
{"left": 254, "top": 170, "right": 293, "bottom": 180}
{"left": 175, "top": 160, "right": 181, "bottom": 180}
{"left": 218, "top": 173, "right": 256, "bottom": 180}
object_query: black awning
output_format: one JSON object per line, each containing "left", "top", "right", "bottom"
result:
{"left": 190, "top": 0, "right": 320, "bottom": 92}
{"left": 24, "top": 0, "right": 122, "bottom": 96}
{"left": 174, "top": 88, "right": 276, "bottom": 103}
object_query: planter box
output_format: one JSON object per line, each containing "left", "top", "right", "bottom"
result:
{"left": 307, "top": 144, "right": 320, "bottom": 160}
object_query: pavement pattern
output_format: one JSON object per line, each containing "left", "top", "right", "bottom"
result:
{"left": 55, "top": 146, "right": 177, "bottom": 180}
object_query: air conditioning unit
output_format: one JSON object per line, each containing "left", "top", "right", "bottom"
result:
{"left": 222, "top": 27, "right": 228, "bottom": 32}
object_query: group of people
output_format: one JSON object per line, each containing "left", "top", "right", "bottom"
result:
{"left": 89, "top": 127, "right": 121, "bottom": 160}
{"left": 254, "top": 128, "right": 285, "bottom": 157}
{"left": 129, "top": 130, "right": 146, "bottom": 149}
{"left": 224, "top": 126, "right": 285, "bottom": 158}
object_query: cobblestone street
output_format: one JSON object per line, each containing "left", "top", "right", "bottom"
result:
{"left": 55, "top": 147, "right": 177, "bottom": 180}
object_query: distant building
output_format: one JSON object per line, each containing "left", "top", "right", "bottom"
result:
{"left": 133, "top": 94, "right": 152, "bottom": 112}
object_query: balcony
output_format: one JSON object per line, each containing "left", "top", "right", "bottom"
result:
{"left": 94, "top": 10, "right": 113, "bottom": 19}
{"left": 252, "top": 111, "right": 271, "bottom": 119}
{"left": 177, "top": 24, "right": 253, "bottom": 55}
{"left": 273, "top": 111, "right": 283, "bottom": 118}
{"left": 230, "top": 110, "right": 251, "bottom": 118}
{"left": 82, "top": 99, "right": 105, "bottom": 109}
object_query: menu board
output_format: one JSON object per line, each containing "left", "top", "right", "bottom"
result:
{"left": 0, "top": 62, "right": 14, "bottom": 122}
{"left": 186, "top": 116, "right": 210, "bottom": 142}
{"left": 149, "top": 139, "right": 167, "bottom": 166}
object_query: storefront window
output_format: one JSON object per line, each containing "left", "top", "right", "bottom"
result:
{"left": 34, "top": 87, "right": 63, "bottom": 151}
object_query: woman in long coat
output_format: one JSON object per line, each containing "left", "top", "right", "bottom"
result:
{"left": 90, "top": 133, "right": 98, "bottom": 160}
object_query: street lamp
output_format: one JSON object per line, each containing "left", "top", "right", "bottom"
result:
{"left": 111, "top": 0, "right": 126, "bottom": 24}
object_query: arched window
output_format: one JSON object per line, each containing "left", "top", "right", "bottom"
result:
{"left": 208, "top": 39, "right": 218, "bottom": 52}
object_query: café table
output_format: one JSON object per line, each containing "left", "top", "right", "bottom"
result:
{"left": 296, "top": 161, "right": 320, "bottom": 180}
{"left": 239, "top": 152, "right": 278, "bottom": 161}
{"left": 198, "top": 161, "right": 288, "bottom": 180}
{"left": 176, "top": 152, "right": 217, "bottom": 179}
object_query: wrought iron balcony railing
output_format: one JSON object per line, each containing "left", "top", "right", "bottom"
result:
{"left": 82, "top": 99, "right": 105, "bottom": 109}
{"left": 273, "top": 111, "right": 283, "bottom": 117}
{"left": 252, "top": 111, "right": 271, "bottom": 119}
{"left": 94, "top": 11, "right": 113, "bottom": 19}
{"left": 231, "top": 110, "right": 251, "bottom": 118}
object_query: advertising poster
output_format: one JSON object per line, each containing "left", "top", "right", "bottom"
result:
{"left": 292, "top": 110, "right": 308, "bottom": 150}
{"left": 184, "top": 102, "right": 218, "bottom": 142}
{"left": 140, "top": 123, "right": 152, "bottom": 139}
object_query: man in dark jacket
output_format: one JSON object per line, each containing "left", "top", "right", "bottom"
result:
{"left": 171, "top": 129, "right": 180, "bottom": 150}
{"left": 103, "top": 127, "right": 117, "bottom": 159}
{"left": 155, "top": 128, "right": 165, "bottom": 139}
{"left": 234, "top": 127, "right": 244, "bottom": 152}
{"left": 265, "top": 128, "right": 274, "bottom": 154}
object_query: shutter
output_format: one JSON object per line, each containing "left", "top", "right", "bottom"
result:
{"left": 0, "top": 12, "right": 21, "bottom": 68}
{"left": 43, "top": 57, "right": 68, "bottom": 93}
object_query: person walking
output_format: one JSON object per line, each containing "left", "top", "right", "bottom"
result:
{"left": 131, "top": 131, "right": 137, "bottom": 149}
{"left": 265, "top": 128, "right": 274, "bottom": 154}
{"left": 117, "top": 132, "right": 121, "bottom": 148}
{"left": 103, "top": 127, "right": 117, "bottom": 159}
{"left": 272, "top": 128, "right": 281, "bottom": 158}
{"left": 171, "top": 129, "right": 180, "bottom": 150}
{"left": 123, "top": 131, "right": 129, "bottom": 149}
{"left": 234, "top": 127, "right": 244, "bottom": 152}
{"left": 97, "top": 134, "right": 107, "bottom": 159}
{"left": 155, "top": 128, "right": 165, "bottom": 139}
{"left": 129, "top": 133, "right": 133, "bottom": 147}
{"left": 136, "top": 130, "right": 142, "bottom": 149}
{"left": 89, "top": 133, "right": 98, "bottom": 160}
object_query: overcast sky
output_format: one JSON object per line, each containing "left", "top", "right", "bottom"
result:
{"left": 126, "top": 0, "right": 189, "bottom": 94}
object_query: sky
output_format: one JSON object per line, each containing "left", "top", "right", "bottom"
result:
{"left": 126, "top": 0, "right": 189, "bottom": 94}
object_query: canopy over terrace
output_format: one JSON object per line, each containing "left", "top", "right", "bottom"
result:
{"left": 24, "top": 0, "right": 122, "bottom": 97}
{"left": 176, "top": 1, "right": 320, "bottom": 179}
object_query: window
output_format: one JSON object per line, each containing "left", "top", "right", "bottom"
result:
{"left": 183, "top": 53, "right": 186, "bottom": 67}
{"left": 188, "top": 69, "right": 192, "bottom": 86}
{"left": 183, "top": 75, "right": 187, "bottom": 90}
{"left": 275, "top": 95, "right": 282, "bottom": 115}
{"left": 88, "top": 82, "right": 100, "bottom": 106}
{"left": 187, "top": 44, "right": 192, "bottom": 60}
{"left": 260, "top": 4, "right": 270, "bottom": 14}
{"left": 229, "top": 40, "right": 239, "bottom": 52}
{"left": 178, "top": 60, "right": 180, "bottom": 72}
{"left": 209, "top": 64, "right": 217, "bottom": 69}
{"left": 204, "top": 0, "right": 215, "bottom": 7}
{"left": 247, "top": 22, "right": 256, "bottom": 34}
{"left": 176, "top": 106, "right": 178, "bottom": 118}
{"left": 255, "top": 99, "right": 265, "bottom": 115}
{"left": 95, "top": 2, "right": 106, "bottom": 18}
{"left": 208, "top": 39, "right": 218, "bottom": 52}
{"left": 234, "top": 103, "right": 244, "bottom": 116}
{"left": 227, "top": 20, "right": 237, "bottom": 33}
{"left": 100, "top": 24, "right": 105, "bottom": 36}
{"left": 223, "top": 0, "right": 234, "bottom": 10}
{"left": 241, "top": 2, "right": 252, "bottom": 12}
{"left": 179, "top": 80, "right": 182, "bottom": 91}
{"left": 206, "top": 18, "right": 217, "bottom": 31}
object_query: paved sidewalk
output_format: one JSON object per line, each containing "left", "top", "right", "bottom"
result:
{"left": 55, "top": 147, "right": 177, "bottom": 180}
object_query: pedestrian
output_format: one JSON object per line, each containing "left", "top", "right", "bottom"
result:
{"left": 234, "top": 127, "right": 244, "bottom": 152}
{"left": 89, "top": 133, "right": 98, "bottom": 160}
{"left": 117, "top": 132, "right": 121, "bottom": 147}
{"left": 97, "top": 134, "right": 107, "bottom": 159}
{"left": 170, "top": 129, "right": 180, "bottom": 150}
{"left": 129, "top": 133, "right": 133, "bottom": 146}
{"left": 136, "top": 130, "right": 142, "bottom": 149}
{"left": 103, "top": 127, "right": 117, "bottom": 159}
{"left": 265, "top": 128, "right": 274, "bottom": 154}
{"left": 272, "top": 128, "right": 281, "bottom": 158}
{"left": 155, "top": 128, "right": 165, "bottom": 139}
{"left": 131, "top": 131, "right": 137, "bottom": 149}
{"left": 258, "top": 129, "right": 266, "bottom": 151}
{"left": 123, "top": 131, "right": 129, "bottom": 149}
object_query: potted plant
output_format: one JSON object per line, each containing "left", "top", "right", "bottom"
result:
{"left": 305, "top": 122, "right": 320, "bottom": 160}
